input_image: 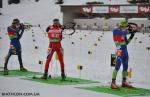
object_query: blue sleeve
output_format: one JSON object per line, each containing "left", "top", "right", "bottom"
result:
{"left": 113, "top": 28, "right": 122, "bottom": 36}
{"left": 123, "top": 30, "right": 129, "bottom": 35}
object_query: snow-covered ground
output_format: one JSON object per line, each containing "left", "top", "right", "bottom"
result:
{"left": 0, "top": 0, "right": 150, "bottom": 97}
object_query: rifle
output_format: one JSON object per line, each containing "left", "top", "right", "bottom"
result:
{"left": 63, "top": 22, "right": 76, "bottom": 36}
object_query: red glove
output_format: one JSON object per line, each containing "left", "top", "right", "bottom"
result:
{"left": 116, "top": 49, "right": 122, "bottom": 57}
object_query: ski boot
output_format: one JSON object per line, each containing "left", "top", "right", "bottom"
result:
{"left": 111, "top": 79, "right": 119, "bottom": 89}
{"left": 41, "top": 73, "right": 48, "bottom": 80}
{"left": 61, "top": 70, "right": 66, "bottom": 81}
{"left": 61, "top": 73, "right": 66, "bottom": 81}
{"left": 122, "top": 81, "right": 133, "bottom": 88}
{"left": 122, "top": 78, "right": 133, "bottom": 88}
{"left": 20, "top": 67, "right": 28, "bottom": 72}
{"left": 4, "top": 68, "right": 9, "bottom": 75}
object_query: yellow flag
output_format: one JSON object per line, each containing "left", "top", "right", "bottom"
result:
{"left": 77, "top": 64, "right": 81, "bottom": 70}
{"left": 128, "top": 68, "right": 132, "bottom": 78}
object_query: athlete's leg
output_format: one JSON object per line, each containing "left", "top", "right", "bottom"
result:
{"left": 3, "top": 50, "right": 12, "bottom": 75}
{"left": 44, "top": 48, "right": 55, "bottom": 74}
{"left": 122, "top": 56, "right": 129, "bottom": 82}
{"left": 112, "top": 57, "right": 122, "bottom": 80}
{"left": 56, "top": 47, "right": 65, "bottom": 71}
{"left": 121, "top": 55, "right": 132, "bottom": 87}
{"left": 17, "top": 52, "right": 23, "bottom": 68}
{"left": 4, "top": 50, "right": 12, "bottom": 70}
{"left": 111, "top": 56, "right": 122, "bottom": 89}
{"left": 56, "top": 47, "right": 65, "bottom": 80}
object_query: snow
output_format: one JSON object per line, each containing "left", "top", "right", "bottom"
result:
{"left": 0, "top": 0, "right": 150, "bottom": 97}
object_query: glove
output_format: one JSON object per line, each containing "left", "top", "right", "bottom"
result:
{"left": 116, "top": 49, "right": 122, "bottom": 57}
{"left": 126, "top": 33, "right": 134, "bottom": 45}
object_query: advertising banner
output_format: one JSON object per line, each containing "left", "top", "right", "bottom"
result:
{"left": 138, "top": 5, "right": 150, "bottom": 13}
{"left": 81, "top": 6, "right": 92, "bottom": 13}
{"left": 120, "top": 6, "right": 138, "bottom": 13}
{"left": 92, "top": 6, "right": 109, "bottom": 13}
{"left": 109, "top": 5, "right": 120, "bottom": 13}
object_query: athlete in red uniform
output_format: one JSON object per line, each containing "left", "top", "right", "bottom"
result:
{"left": 41, "top": 19, "right": 65, "bottom": 80}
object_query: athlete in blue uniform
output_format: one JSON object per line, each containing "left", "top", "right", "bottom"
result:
{"left": 4, "top": 19, "right": 27, "bottom": 75}
{"left": 111, "top": 20, "right": 135, "bottom": 89}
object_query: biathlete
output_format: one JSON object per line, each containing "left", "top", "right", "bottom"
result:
{"left": 41, "top": 19, "right": 66, "bottom": 80}
{"left": 111, "top": 20, "right": 137, "bottom": 89}
{"left": 4, "top": 19, "right": 27, "bottom": 75}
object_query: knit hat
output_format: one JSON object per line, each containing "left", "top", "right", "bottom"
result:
{"left": 119, "top": 20, "right": 128, "bottom": 27}
{"left": 53, "top": 18, "right": 59, "bottom": 22}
